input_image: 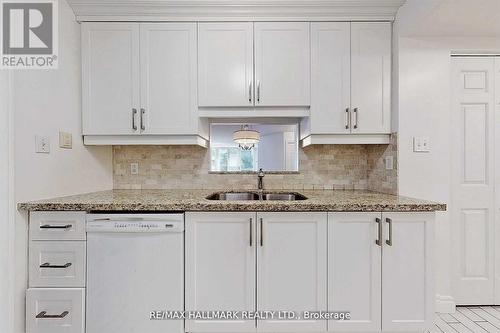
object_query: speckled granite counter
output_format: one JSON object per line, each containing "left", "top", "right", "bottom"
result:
{"left": 18, "top": 189, "right": 446, "bottom": 212}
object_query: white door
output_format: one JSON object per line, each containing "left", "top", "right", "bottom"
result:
{"left": 451, "top": 57, "right": 497, "bottom": 305}
{"left": 495, "top": 57, "right": 500, "bottom": 305}
{"left": 140, "top": 23, "right": 197, "bottom": 135}
{"left": 350, "top": 22, "right": 391, "bottom": 134}
{"left": 381, "top": 213, "right": 434, "bottom": 332}
{"left": 310, "top": 22, "right": 351, "bottom": 134}
{"left": 254, "top": 22, "right": 310, "bottom": 107}
{"left": 198, "top": 23, "right": 254, "bottom": 107}
{"left": 257, "top": 212, "right": 327, "bottom": 332}
{"left": 185, "top": 212, "right": 256, "bottom": 332}
{"left": 328, "top": 213, "right": 381, "bottom": 332}
{"left": 82, "top": 23, "right": 140, "bottom": 135}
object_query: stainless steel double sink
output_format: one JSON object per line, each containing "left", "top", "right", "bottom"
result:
{"left": 206, "top": 192, "right": 307, "bottom": 201}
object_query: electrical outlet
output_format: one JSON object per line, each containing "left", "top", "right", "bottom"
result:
{"left": 130, "top": 163, "right": 139, "bottom": 175}
{"left": 59, "top": 131, "right": 72, "bottom": 149}
{"left": 413, "top": 137, "right": 430, "bottom": 152}
{"left": 35, "top": 136, "right": 50, "bottom": 153}
{"left": 385, "top": 156, "right": 394, "bottom": 170}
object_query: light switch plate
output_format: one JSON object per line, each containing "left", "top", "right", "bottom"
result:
{"left": 413, "top": 137, "right": 430, "bottom": 152}
{"left": 59, "top": 131, "right": 72, "bottom": 149}
{"left": 35, "top": 136, "right": 50, "bottom": 153}
{"left": 130, "top": 163, "right": 139, "bottom": 175}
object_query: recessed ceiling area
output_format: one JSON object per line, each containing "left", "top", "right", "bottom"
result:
{"left": 397, "top": 0, "right": 500, "bottom": 37}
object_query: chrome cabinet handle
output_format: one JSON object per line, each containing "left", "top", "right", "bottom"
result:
{"left": 40, "top": 224, "right": 72, "bottom": 229}
{"left": 260, "top": 218, "right": 263, "bottom": 246}
{"left": 345, "top": 108, "right": 350, "bottom": 129}
{"left": 353, "top": 108, "right": 358, "bottom": 129}
{"left": 140, "top": 108, "right": 146, "bottom": 131}
{"left": 249, "top": 218, "right": 253, "bottom": 246}
{"left": 40, "top": 262, "right": 72, "bottom": 269}
{"left": 249, "top": 81, "right": 253, "bottom": 103}
{"left": 132, "top": 108, "right": 138, "bottom": 131}
{"left": 257, "top": 80, "right": 261, "bottom": 103}
{"left": 36, "top": 311, "right": 69, "bottom": 319}
{"left": 375, "top": 218, "right": 382, "bottom": 246}
{"left": 386, "top": 218, "right": 393, "bottom": 246}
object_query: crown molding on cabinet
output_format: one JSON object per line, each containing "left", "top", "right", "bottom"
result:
{"left": 67, "top": 0, "right": 406, "bottom": 22}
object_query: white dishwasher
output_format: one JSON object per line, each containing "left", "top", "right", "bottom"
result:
{"left": 86, "top": 213, "right": 184, "bottom": 333}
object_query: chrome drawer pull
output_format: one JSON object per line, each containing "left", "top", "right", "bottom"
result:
{"left": 386, "top": 218, "right": 393, "bottom": 246}
{"left": 40, "top": 262, "right": 72, "bottom": 269}
{"left": 36, "top": 311, "right": 69, "bottom": 319}
{"left": 375, "top": 218, "right": 382, "bottom": 246}
{"left": 40, "top": 224, "right": 72, "bottom": 229}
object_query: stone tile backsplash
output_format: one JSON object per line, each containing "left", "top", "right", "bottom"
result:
{"left": 113, "top": 135, "right": 397, "bottom": 193}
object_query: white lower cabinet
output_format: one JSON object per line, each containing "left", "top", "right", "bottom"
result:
{"left": 185, "top": 212, "right": 327, "bottom": 333}
{"left": 328, "top": 213, "right": 382, "bottom": 332}
{"left": 26, "top": 288, "right": 85, "bottom": 333}
{"left": 185, "top": 212, "right": 257, "bottom": 332}
{"left": 328, "top": 212, "right": 434, "bottom": 333}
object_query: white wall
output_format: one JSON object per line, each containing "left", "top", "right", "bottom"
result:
{"left": 10, "top": 0, "right": 113, "bottom": 332}
{"left": 396, "top": 35, "right": 500, "bottom": 311}
{"left": 0, "top": 70, "right": 14, "bottom": 333}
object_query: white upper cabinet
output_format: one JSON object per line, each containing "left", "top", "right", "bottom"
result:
{"left": 198, "top": 22, "right": 310, "bottom": 109}
{"left": 254, "top": 22, "right": 311, "bottom": 107}
{"left": 310, "top": 22, "right": 351, "bottom": 134}
{"left": 82, "top": 22, "right": 207, "bottom": 146}
{"left": 350, "top": 22, "right": 391, "bottom": 134}
{"left": 198, "top": 23, "right": 254, "bottom": 107}
{"left": 257, "top": 212, "right": 327, "bottom": 332}
{"left": 328, "top": 212, "right": 382, "bottom": 332}
{"left": 140, "top": 23, "right": 197, "bottom": 135}
{"left": 303, "top": 21, "right": 392, "bottom": 145}
{"left": 82, "top": 23, "right": 140, "bottom": 135}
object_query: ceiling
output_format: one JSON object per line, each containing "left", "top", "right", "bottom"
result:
{"left": 397, "top": 0, "right": 500, "bottom": 37}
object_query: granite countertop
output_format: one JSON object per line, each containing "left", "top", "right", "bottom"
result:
{"left": 18, "top": 189, "right": 446, "bottom": 212}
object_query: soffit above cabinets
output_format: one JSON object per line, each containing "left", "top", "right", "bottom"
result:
{"left": 67, "top": 0, "right": 406, "bottom": 22}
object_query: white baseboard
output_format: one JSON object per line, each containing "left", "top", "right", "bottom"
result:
{"left": 436, "top": 294, "right": 456, "bottom": 313}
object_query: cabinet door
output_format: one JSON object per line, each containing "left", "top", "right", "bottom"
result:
{"left": 185, "top": 212, "right": 256, "bottom": 332}
{"left": 140, "top": 23, "right": 197, "bottom": 135}
{"left": 382, "top": 213, "right": 434, "bottom": 332}
{"left": 198, "top": 23, "right": 254, "bottom": 107}
{"left": 257, "top": 212, "right": 327, "bottom": 332}
{"left": 350, "top": 22, "right": 391, "bottom": 134}
{"left": 328, "top": 213, "right": 381, "bottom": 332}
{"left": 254, "top": 22, "right": 310, "bottom": 107}
{"left": 82, "top": 23, "right": 140, "bottom": 135}
{"left": 310, "top": 23, "right": 351, "bottom": 134}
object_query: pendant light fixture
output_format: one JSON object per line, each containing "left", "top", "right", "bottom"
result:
{"left": 233, "top": 125, "right": 260, "bottom": 150}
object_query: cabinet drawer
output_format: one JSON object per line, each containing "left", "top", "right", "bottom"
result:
{"left": 29, "top": 242, "right": 86, "bottom": 288}
{"left": 26, "top": 288, "right": 85, "bottom": 333}
{"left": 30, "top": 212, "right": 86, "bottom": 241}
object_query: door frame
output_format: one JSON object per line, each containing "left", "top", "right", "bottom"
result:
{"left": 0, "top": 70, "right": 14, "bottom": 333}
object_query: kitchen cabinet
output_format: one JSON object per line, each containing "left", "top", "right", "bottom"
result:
{"left": 185, "top": 212, "right": 256, "bottom": 332}
{"left": 82, "top": 22, "right": 208, "bottom": 146}
{"left": 185, "top": 212, "right": 327, "bottom": 332}
{"left": 303, "top": 22, "right": 391, "bottom": 146}
{"left": 197, "top": 22, "right": 310, "bottom": 109}
{"left": 198, "top": 23, "right": 254, "bottom": 107}
{"left": 257, "top": 212, "right": 327, "bottom": 332}
{"left": 254, "top": 22, "right": 310, "bottom": 107}
{"left": 328, "top": 212, "right": 381, "bottom": 332}
{"left": 381, "top": 213, "right": 434, "bottom": 332}
{"left": 328, "top": 212, "right": 433, "bottom": 332}
{"left": 81, "top": 23, "right": 140, "bottom": 136}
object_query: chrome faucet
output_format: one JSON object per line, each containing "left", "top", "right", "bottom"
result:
{"left": 257, "top": 168, "right": 265, "bottom": 190}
